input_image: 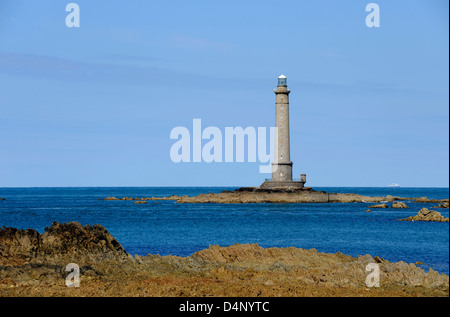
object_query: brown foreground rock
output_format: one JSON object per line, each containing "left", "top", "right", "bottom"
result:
{"left": 0, "top": 222, "right": 448, "bottom": 297}
{"left": 400, "top": 208, "right": 449, "bottom": 222}
{"left": 0, "top": 222, "right": 127, "bottom": 266}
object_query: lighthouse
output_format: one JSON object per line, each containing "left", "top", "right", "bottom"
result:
{"left": 261, "top": 75, "right": 306, "bottom": 189}
{"left": 273, "top": 74, "right": 292, "bottom": 182}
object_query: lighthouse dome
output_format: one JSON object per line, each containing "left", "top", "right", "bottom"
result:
{"left": 278, "top": 74, "right": 287, "bottom": 86}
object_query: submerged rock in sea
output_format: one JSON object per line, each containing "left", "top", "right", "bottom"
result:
{"left": 432, "top": 202, "right": 449, "bottom": 209}
{"left": 103, "top": 197, "right": 120, "bottom": 201}
{"left": 0, "top": 198, "right": 5, "bottom": 201}
{"left": 120, "top": 197, "right": 133, "bottom": 201}
{"left": 392, "top": 202, "right": 409, "bottom": 209}
{"left": 400, "top": 208, "right": 449, "bottom": 222}
{"left": 369, "top": 203, "right": 389, "bottom": 209}
{"left": 413, "top": 197, "right": 449, "bottom": 204}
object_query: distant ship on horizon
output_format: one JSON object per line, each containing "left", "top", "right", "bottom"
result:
{"left": 388, "top": 183, "right": 400, "bottom": 188}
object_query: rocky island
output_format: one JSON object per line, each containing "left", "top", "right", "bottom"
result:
{"left": 103, "top": 187, "right": 450, "bottom": 205}
{"left": 0, "top": 222, "right": 448, "bottom": 297}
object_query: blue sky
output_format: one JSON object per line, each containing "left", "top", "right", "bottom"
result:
{"left": 0, "top": 0, "right": 448, "bottom": 187}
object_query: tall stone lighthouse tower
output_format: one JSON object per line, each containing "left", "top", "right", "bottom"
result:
{"left": 261, "top": 75, "right": 306, "bottom": 189}
{"left": 273, "top": 74, "right": 292, "bottom": 182}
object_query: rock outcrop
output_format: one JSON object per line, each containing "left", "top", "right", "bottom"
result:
{"left": 0, "top": 222, "right": 448, "bottom": 297}
{"left": 392, "top": 202, "right": 409, "bottom": 209}
{"left": 193, "top": 243, "right": 448, "bottom": 290}
{"left": 101, "top": 189, "right": 449, "bottom": 205}
{"left": 0, "top": 227, "right": 41, "bottom": 262}
{"left": 108, "top": 189, "right": 413, "bottom": 204}
{"left": 103, "top": 197, "right": 119, "bottom": 201}
{"left": 432, "top": 202, "right": 449, "bottom": 209}
{"left": 0, "top": 222, "right": 127, "bottom": 265}
{"left": 413, "top": 197, "right": 449, "bottom": 204}
{"left": 368, "top": 203, "right": 389, "bottom": 209}
{"left": 120, "top": 197, "right": 133, "bottom": 201}
{"left": 400, "top": 208, "right": 449, "bottom": 222}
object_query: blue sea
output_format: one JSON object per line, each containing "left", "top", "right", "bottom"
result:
{"left": 0, "top": 187, "right": 448, "bottom": 274}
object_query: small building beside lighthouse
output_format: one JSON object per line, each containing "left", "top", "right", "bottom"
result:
{"left": 261, "top": 75, "right": 306, "bottom": 189}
